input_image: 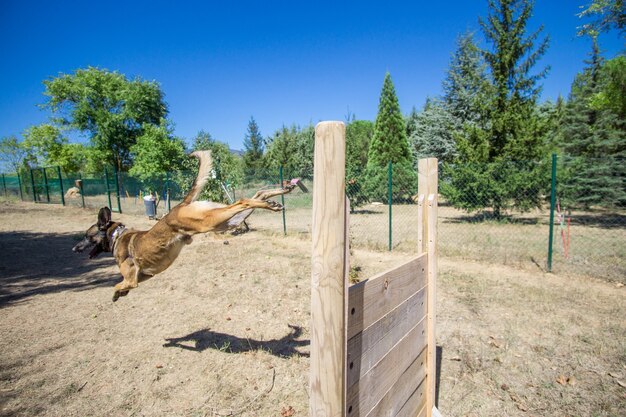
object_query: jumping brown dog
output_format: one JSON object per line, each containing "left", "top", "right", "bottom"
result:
{"left": 72, "top": 151, "right": 295, "bottom": 301}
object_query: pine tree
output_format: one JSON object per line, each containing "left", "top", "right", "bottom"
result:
{"left": 559, "top": 37, "right": 626, "bottom": 208}
{"left": 444, "top": 0, "right": 551, "bottom": 217}
{"left": 242, "top": 116, "right": 265, "bottom": 179}
{"left": 408, "top": 99, "right": 457, "bottom": 164}
{"left": 442, "top": 32, "right": 491, "bottom": 126}
{"left": 363, "top": 73, "right": 417, "bottom": 202}
{"left": 346, "top": 119, "right": 374, "bottom": 209}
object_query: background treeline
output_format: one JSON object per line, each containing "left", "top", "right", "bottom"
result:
{"left": 1, "top": 0, "right": 624, "bottom": 213}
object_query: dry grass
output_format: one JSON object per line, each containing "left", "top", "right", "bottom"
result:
{"left": 0, "top": 201, "right": 624, "bottom": 416}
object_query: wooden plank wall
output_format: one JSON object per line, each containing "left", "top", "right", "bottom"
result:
{"left": 345, "top": 254, "right": 429, "bottom": 417}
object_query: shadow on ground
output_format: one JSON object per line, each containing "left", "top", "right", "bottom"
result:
{"left": 163, "top": 324, "right": 309, "bottom": 358}
{"left": 0, "top": 230, "right": 118, "bottom": 307}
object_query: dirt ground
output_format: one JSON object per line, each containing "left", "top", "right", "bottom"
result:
{"left": 0, "top": 201, "right": 624, "bottom": 417}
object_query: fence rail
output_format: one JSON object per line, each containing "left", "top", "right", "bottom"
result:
{"left": 1, "top": 155, "right": 624, "bottom": 282}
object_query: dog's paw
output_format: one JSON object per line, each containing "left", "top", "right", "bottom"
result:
{"left": 267, "top": 200, "right": 284, "bottom": 212}
{"left": 112, "top": 290, "right": 129, "bottom": 302}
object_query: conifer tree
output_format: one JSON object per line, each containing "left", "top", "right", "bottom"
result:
{"left": 409, "top": 99, "right": 457, "bottom": 164}
{"left": 363, "top": 73, "right": 416, "bottom": 201}
{"left": 559, "top": 37, "right": 626, "bottom": 207}
{"left": 444, "top": 0, "right": 551, "bottom": 217}
{"left": 242, "top": 116, "right": 265, "bottom": 178}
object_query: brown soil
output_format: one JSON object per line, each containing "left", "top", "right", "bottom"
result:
{"left": 0, "top": 201, "right": 624, "bottom": 416}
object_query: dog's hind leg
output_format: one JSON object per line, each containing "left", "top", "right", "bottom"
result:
{"left": 176, "top": 199, "right": 284, "bottom": 234}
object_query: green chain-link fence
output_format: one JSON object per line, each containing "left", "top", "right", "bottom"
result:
{"left": 2, "top": 155, "right": 624, "bottom": 282}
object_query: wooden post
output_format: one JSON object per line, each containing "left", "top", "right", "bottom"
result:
{"left": 311, "top": 121, "right": 347, "bottom": 417}
{"left": 418, "top": 158, "right": 438, "bottom": 417}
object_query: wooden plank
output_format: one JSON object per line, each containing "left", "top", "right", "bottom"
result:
{"left": 426, "top": 192, "right": 438, "bottom": 417}
{"left": 348, "top": 254, "right": 427, "bottom": 340}
{"left": 347, "top": 287, "right": 427, "bottom": 388}
{"left": 310, "top": 121, "right": 347, "bottom": 417}
{"left": 394, "top": 378, "right": 428, "bottom": 417}
{"left": 356, "top": 347, "right": 427, "bottom": 417}
{"left": 418, "top": 157, "right": 438, "bottom": 417}
{"left": 346, "top": 318, "right": 428, "bottom": 416}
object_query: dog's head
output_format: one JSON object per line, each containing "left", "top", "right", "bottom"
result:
{"left": 72, "top": 207, "right": 113, "bottom": 259}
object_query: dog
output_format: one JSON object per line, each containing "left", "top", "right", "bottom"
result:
{"left": 72, "top": 151, "right": 297, "bottom": 301}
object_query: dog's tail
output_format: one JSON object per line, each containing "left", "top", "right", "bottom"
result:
{"left": 183, "top": 151, "right": 213, "bottom": 204}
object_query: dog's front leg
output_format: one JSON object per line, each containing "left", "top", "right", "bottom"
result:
{"left": 113, "top": 258, "right": 141, "bottom": 302}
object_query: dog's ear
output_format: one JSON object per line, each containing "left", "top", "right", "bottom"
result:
{"left": 97, "top": 207, "right": 112, "bottom": 229}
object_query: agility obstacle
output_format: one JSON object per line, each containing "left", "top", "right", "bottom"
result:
{"left": 310, "top": 121, "right": 441, "bottom": 417}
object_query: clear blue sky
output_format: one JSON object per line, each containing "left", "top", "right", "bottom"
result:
{"left": 0, "top": 0, "right": 623, "bottom": 151}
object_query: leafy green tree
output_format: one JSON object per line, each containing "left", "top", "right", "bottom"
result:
{"left": 346, "top": 119, "right": 374, "bottom": 209}
{"left": 242, "top": 116, "right": 265, "bottom": 178}
{"left": 363, "top": 73, "right": 417, "bottom": 201}
{"left": 292, "top": 124, "right": 315, "bottom": 177}
{"left": 22, "top": 124, "right": 87, "bottom": 173}
{"left": 186, "top": 130, "right": 243, "bottom": 203}
{"left": 42, "top": 67, "right": 167, "bottom": 171}
{"left": 129, "top": 119, "right": 186, "bottom": 182}
{"left": 265, "top": 125, "right": 299, "bottom": 172}
{"left": 0, "top": 136, "right": 27, "bottom": 173}
{"left": 589, "top": 55, "right": 626, "bottom": 118}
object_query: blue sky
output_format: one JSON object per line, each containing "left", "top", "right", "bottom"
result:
{"left": 0, "top": 1, "right": 623, "bottom": 151}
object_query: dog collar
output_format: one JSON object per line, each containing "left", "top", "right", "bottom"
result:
{"left": 110, "top": 225, "right": 127, "bottom": 252}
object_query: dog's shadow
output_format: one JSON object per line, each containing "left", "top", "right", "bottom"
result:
{"left": 163, "top": 324, "right": 309, "bottom": 358}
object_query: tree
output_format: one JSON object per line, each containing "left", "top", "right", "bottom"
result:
{"left": 558, "top": 38, "right": 626, "bottom": 207}
{"left": 442, "top": 32, "right": 491, "bottom": 126}
{"left": 444, "top": 0, "right": 551, "bottom": 217}
{"left": 242, "top": 116, "right": 265, "bottom": 178}
{"left": 42, "top": 67, "right": 167, "bottom": 171}
{"left": 577, "top": 0, "right": 625, "bottom": 36}
{"left": 363, "top": 73, "right": 417, "bottom": 201}
{"left": 589, "top": 55, "right": 626, "bottom": 119}
{"left": 22, "top": 124, "right": 87, "bottom": 173}
{"left": 129, "top": 119, "right": 186, "bottom": 182}
{"left": 479, "top": 0, "right": 549, "bottom": 158}
{"left": 265, "top": 125, "right": 299, "bottom": 172}
{"left": 0, "top": 136, "right": 27, "bottom": 173}
{"left": 345, "top": 119, "right": 374, "bottom": 209}
{"left": 408, "top": 98, "right": 457, "bottom": 164}
{"left": 186, "top": 131, "right": 243, "bottom": 203}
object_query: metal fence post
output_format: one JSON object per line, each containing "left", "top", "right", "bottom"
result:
{"left": 16, "top": 172, "right": 23, "bottom": 201}
{"left": 104, "top": 167, "right": 113, "bottom": 209}
{"left": 78, "top": 173, "right": 85, "bottom": 208}
{"left": 114, "top": 167, "right": 122, "bottom": 214}
{"left": 166, "top": 171, "right": 171, "bottom": 212}
{"left": 30, "top": 169, "right": 37, "bottom": 202}
{"left": 42, "top": 168, "right": 50, "bottom": 203}
{"left": 547, "top": 153, "right": 557, "bottom": 272}
{"left": 57, "top": 166, "right": 65, "bottom": 206}
{"left": 388, "top": 160, "right": 393, "bottom": 251}
{"left": 280, "top": 165, "right": 287, "bottom": 235}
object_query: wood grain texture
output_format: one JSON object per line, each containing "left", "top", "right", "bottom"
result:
{"left": 346, "top": 320, "right": 428, "bottom": 417}
{"left": 310, "top": 121, "right": 347, "bottom": 417}
{"left": 347, "top": 254, "right": 427, "bottom": 340}
{"left": 347, "top": 286, "right": 427, "bottom": 388}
